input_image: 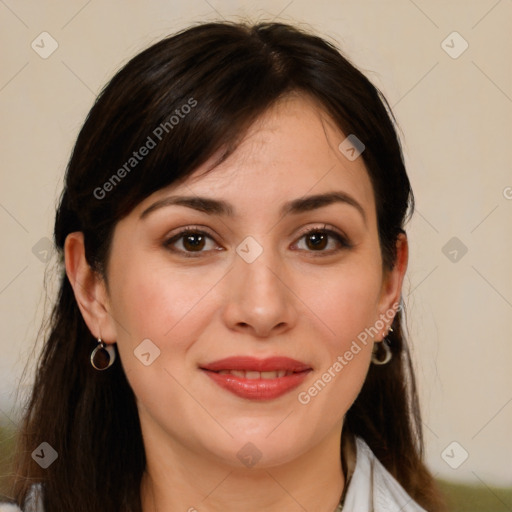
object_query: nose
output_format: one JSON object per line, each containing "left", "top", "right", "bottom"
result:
{"left": 221, "top": 247, "right": 298, "bottom": 338}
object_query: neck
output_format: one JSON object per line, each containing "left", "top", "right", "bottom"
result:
{"left": 140, "top": 423, "right": 345, "bottom": 512}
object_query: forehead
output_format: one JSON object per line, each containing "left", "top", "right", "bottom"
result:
{"left": 135, "top": 94, "right": 376, "bottom": 221}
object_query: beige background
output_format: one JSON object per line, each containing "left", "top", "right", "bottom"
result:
{"left": 1, "top": 0, "right": 511, "bottom": 487}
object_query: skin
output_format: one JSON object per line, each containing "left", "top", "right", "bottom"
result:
{"left": 65, "top": 93, "right": 408, "bottom": 512}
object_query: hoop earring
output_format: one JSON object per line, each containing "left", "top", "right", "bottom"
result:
{"left": 90, "top": 338, "right": 116, "bottom": 370}
{"left": 371, "top": 337, "right": 392, "bottom": 366}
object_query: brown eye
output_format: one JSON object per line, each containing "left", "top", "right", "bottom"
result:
{"left": 164, "top": 228, "right": 220, "bottom": 257}
{"left": 182, "top": 233, "right": 206, "bottom": 251}
{"left": 295, "top": 228, "right": 351, "bottom": 253}
{"left": 305, "top": 232, "right": 328, "bottom": 250}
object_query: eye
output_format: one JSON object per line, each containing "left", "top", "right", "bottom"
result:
{"left": 293, "top": 225, "right": 351, "bottom": 254}
{"left": 164, "top": 227, "right": 222, "bottom": 257}
{"left": 164, "top": 224, "right": 351, "bottom": 258}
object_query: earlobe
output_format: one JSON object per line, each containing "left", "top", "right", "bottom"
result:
{"left": 64, "top": 232, "right": 117, "bottom": 343}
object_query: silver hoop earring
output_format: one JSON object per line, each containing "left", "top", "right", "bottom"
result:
{"left": 371, "top": 338, "right": 392, "bottom": 365}
{"left": 90, "top": 338, "right": 116, "bottom": 370}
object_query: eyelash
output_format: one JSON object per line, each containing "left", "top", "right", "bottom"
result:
{"left": 163, "top": 225, "right": 352, "bottom": 259}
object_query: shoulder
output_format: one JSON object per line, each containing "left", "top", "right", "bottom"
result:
{"left": 344, "top": 436, "right": 428, "bottom": 512}
{"left": 0, "top": 504, "right": 23, "bottom": 512}
{"left": 0, "top": 484, "right": 44, "bottom": 512}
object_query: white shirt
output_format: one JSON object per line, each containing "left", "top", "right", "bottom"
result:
{"left": 0, "top": 437, "right": 427, "bottom": 512}
{"left": 342, "top": 437, "right": 427, "bottom": 511}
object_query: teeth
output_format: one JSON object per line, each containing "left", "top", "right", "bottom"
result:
{"left": 216, "top": 370, "right": 294, "bottom": 379}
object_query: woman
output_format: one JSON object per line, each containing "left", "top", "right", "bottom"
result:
{"left": 3, "top": 21, "right": 445, "bottom": 511}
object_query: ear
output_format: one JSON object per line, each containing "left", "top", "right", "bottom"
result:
{"left": 64, "top": 232, "right": 117, "bottom": 344}
{"left": 375, "top": 232, "right": 408, "bottom": 339}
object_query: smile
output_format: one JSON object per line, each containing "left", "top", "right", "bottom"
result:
{"left": 200, "top": 356, "right": 312, "bottom": 400}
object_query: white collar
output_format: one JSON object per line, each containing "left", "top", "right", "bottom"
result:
{"left": 341, "top": 437, "right": 427, "bottom": 511}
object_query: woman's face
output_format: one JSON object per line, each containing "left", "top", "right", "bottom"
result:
{"left": 100, "top": 94, "right": 405, "bottom": 468}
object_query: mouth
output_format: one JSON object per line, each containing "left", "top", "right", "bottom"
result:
{"left": 200, "top": 356, "right": 312, "bottom": 401}
{"left": 213, "top": 369, "right": 296, "bottom": 378}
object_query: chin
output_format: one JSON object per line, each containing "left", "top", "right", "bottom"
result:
{"left": 203, "top": 424, "right": 316, "bottom": 470}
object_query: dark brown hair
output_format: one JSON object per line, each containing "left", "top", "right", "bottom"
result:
{"left": 9, "top": 21, "right": 444, "bottom": 511}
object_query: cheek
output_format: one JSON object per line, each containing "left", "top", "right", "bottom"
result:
{"left": 292, "top": 256, "right": 382, "bottom": 418}
{"left": 108, "top": 263, "right": 217, "bottom": 421}
{"left": 307, "top": 260, "right": 383, "bottom": 348}
{"left": 108, "top": 255, "right": 227, "bottom": 367}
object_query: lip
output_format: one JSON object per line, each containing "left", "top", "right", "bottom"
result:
{"left": 200, "top": 356, "right": 312, "bottom": 401}
{"left": 200, "top": 356, "right": 311, "bottom": 373}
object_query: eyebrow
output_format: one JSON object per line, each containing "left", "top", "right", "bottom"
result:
{"left": 140, "top": 191, "right": 367, "bottom": 224}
